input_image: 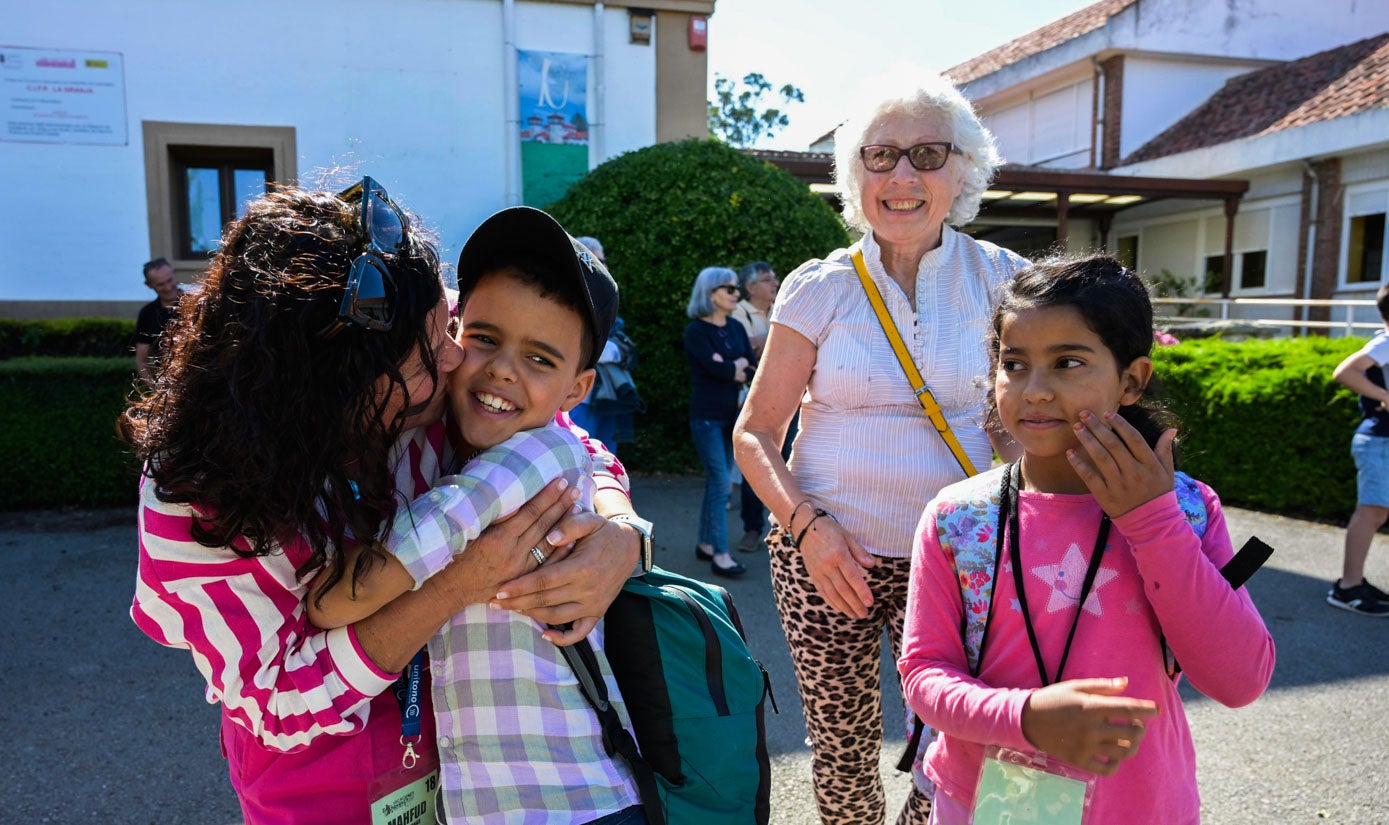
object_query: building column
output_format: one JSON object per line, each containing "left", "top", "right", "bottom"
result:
{"left": 1309, "top": 157, "right": 1344, "bottom": 324}
{"left": 1099, "top": 55, "right": 1124, "bottom": 169}
{"left": 655, "top": 11, "right": 709, "bottom": 142}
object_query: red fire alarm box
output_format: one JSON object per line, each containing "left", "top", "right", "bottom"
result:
{"left": 689, "top": 16, "right": 708, "bottom": 51}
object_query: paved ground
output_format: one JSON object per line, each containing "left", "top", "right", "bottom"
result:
{"left": 1, "top": 475, "right": 1387, "bottom": 823}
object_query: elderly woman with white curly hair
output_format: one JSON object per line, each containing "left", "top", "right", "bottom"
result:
{"left": 734, "top": 74, "right": 1028, "bottom": 824}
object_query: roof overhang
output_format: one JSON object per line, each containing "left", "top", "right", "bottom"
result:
{"left": 748, "top": 150, "right": 1249, "bottom": 221}
{"left": 1116, "top": 108, "right": 1389, "bottom": 179}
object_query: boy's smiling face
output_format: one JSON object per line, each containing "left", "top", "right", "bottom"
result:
{"left": 448, "top": 268, "right": 595, "bottom": 453}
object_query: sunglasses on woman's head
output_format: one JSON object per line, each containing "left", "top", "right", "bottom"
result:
{"left": 859, "top": 142, "right": 956, "bottom": 173}
{"left": 318, "top": 176, "right": 407, "bottom": 339}
{"left": 713, "top": 284, "right": 740, "bottom": 295}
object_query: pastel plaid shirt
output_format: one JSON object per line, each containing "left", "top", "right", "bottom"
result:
{"left": 383, "top": 423, "right": 640, "bottom": 824}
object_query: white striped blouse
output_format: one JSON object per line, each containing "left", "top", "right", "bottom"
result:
{"left": 770, "top": 227, "right": 1028, "bottom": 559}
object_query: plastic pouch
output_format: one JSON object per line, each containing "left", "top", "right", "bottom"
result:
{"left": 970, "top": 745, "right": 1095, "bottom": 825}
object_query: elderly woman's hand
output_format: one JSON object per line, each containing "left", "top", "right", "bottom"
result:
{"left": 797, "top": 516, "right": 878, "bottom": 619}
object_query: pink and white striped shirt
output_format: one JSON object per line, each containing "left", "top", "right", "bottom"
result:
{"left": 130, "top": 412, "right": 627, "bottom": 822}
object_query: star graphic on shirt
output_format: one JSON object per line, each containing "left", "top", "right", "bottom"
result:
{"left": 1030, "top": 543, "right": 1118, "bottom": 616}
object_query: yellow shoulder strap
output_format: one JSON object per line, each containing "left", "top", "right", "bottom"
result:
{"left": 850, "top": 249, "right": 979, "bottom": 478}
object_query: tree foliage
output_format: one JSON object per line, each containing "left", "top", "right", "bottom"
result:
{"left": 707, "top": 72, "right": 805, "bottom": 148}
{"left": 546, "top": 139, "right": 849, "bottom": 471}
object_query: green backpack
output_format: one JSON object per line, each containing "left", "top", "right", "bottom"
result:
{"left": 560, "top": 567, "right": 774, "bottom": 825}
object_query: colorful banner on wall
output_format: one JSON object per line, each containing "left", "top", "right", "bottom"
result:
{"left": 1, "top": 46, "right": 127, "bottom": 145}
{"left": 517, "top": 50, "right": 588, "bottom": 208}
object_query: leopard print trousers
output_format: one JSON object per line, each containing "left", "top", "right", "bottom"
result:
{"left": 768, "top": 527, "right": 932, "bottom": 825}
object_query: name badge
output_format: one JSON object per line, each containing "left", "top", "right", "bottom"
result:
{"left": 371, "top": 768, "right": 439, "bottom": 825}
{"left": 972, "top": 746, "right": 1095, "bottom": 825}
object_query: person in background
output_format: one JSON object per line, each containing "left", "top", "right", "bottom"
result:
{"left": 1328, "top": 280, "right": 1389, "bottom": 617}
{"left": 731, "top": 262, "right": 783, "bottom": 553}
{"left": 570, "top": 236, "right": 624, "bottom": 449}
{"left": 134, "top": 257, "right": 184, "bottom": 384}
{"left": 733, "top": 73, "right": 1028, "bottom": 823}
{"left": 685, "top": 266, "right": 753, "bottom": 579}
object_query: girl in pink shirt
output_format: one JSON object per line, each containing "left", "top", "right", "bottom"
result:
{"left": 899, "top": 256, "right": 1274, "bottom": 824}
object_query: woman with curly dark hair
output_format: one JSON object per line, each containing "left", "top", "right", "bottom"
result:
{"left": 125, "top": 180, "right": 642, "bottom": 824}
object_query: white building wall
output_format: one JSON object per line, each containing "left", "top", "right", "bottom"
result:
{"left": 1119, "top": 56, "right": 1265, "bottom": 160}
{"left": 964, "top": 0, "right": 1389, "bottom": 101}
{"left": 1115, "top": 0, "right": 1389, "bottom": 63}
{"left": 1, "top": 0, "right": 658, "bottom": 303}
{"left": 983, "top": 75, "right": 1093, "bottom": 168}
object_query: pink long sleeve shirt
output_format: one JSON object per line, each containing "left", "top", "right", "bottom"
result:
{"left": 899, "top": 473, "right": 1275, "bottom": 824}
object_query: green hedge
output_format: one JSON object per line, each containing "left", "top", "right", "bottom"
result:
{"left": 0, "top": 332, "right": 1370, "bottom": 518}
{"left": 0, "top": 318, "right": 137, "bottom": 358}
{"left": 0, "top": 357, "right": 140, "bottom": 509}
{"left": 547, "top": 139, "right": 851, "bottom": 471}
{"left": 1153, "top": 335, "right": 1364, "bottom": 521}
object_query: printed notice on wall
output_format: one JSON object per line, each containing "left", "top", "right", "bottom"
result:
{"left": 1, "top": 46, "right": 127, "bottom": 145}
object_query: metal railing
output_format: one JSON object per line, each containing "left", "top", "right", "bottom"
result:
{"left": 1153, "top": 296, "right": 1379, "bottom": 336}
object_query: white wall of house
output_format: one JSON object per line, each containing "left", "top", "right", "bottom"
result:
{"left": 1113, "top": 167, "right": 1304, "bottom": 298}
{"left": 1118, "top": 55, "right": 1265, "bottom": 160}
{"left": 963, "top": 0, "right": 1389, "bottom": 102}
{"left": 1114, "top": 0, "right": 1389, "bottom": 63}
{"left": 1, "top": 0, "right": 658, "bottom": 304}
{"left": 983, "top": 73, "right": 1093, "bottom": 168}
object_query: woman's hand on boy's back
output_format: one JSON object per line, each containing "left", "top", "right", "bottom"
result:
{"left": 1067, "top": 410, "right": 1176, "bottom": 519}
{"left": 1021, "top": 676, "right": 1158, "bottom": 775}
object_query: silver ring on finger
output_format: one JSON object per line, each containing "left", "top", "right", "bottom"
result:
{"left": 530, "top": 546, "right": 548, "bottom": 566}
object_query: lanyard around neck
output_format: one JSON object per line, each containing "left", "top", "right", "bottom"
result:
{"left": 1003, "top": 462, "right": 1111, "bottom": 687}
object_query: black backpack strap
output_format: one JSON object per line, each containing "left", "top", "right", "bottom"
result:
{"left": 1165, "top": 535, "right": 1275, "bottom": 678}
{"left": 896, "top": 718, "right": 927, "bottom": 773}
{"left": 558, "top": 636, "right": 667, "bottom": 825}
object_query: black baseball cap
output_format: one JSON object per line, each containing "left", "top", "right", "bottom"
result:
{"left": 456, "top": 206, "right": 618, "bottom": 369}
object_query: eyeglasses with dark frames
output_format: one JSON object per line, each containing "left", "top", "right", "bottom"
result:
{"left": 859, "top": 142, "right": 957, "bottom": 173}
{"left": 318, "top": 175, "right": 407, "bottom": 339}
{"left": 713, "top": 284, "right": 740, "bottom": 295}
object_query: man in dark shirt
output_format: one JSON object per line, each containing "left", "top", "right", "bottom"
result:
{"left": 135, "top": 258, "right": 183, "bottom": 384}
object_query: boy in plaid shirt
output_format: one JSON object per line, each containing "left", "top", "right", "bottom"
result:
{"left": 310, "top": 207, "right": 644, "bottom": 824}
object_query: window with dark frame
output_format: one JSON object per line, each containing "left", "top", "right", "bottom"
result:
{"left": 1348, "top": 212, "right": 1386, "bottom": 284}
{"left": 169, "top": 146, "right": 273, "bottom": 259}
{"left": 1116, "top": 235, "right": 1138, "bottom": 270}
{"left": 1240, "top": 250, "right": 1267, "bottom": 289}
{"left": 1202, "top": 255, "right": 1224, "bottom": 294}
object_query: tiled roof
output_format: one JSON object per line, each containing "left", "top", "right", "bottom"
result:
{"left": 1123, "top": 33, "right": 1389, "bottom": 164}
{"left": 945, "top": 0, "right": 1137, "bottom": 85}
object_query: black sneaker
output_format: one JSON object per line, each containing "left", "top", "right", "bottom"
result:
{"left": 1326, "top": 581, "right": 1389, "bottom": 617}
{"left": 1359, "top": 578, "right": 1389, "bottom": 603}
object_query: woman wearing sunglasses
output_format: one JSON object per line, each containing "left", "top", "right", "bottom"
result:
{"left": 683, "top": 266, "right": 755, "bottom": 578}
{"left": 733, "top": 75, "right": 1029, "bottom": 824}
{"left": 123, "top": 181, "right": 642, "bottom": 824}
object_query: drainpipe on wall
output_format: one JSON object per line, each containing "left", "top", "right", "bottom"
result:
{"left": 591, "top": 3, "right": 605, "bottom": 169}
{"left": 1090, "top": 56, "right": 1103, "bottom": 169}
{"left": 1301, "top": 160, "right": 1319, "bottom": 320}
{"left": 503, "top": 0, "right": 521, "bottom": 206}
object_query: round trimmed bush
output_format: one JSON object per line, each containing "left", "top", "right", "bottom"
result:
{"left": 548, "top": 139, "right": 849, "bottom": 471}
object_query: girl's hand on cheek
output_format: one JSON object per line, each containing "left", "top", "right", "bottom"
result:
{"left": 1067, "top": 411, "right": 1176, "bottom": 519}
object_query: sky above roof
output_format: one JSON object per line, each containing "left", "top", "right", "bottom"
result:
{"left": 706, "top": 0, "right": 1099, "bottom": 151}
